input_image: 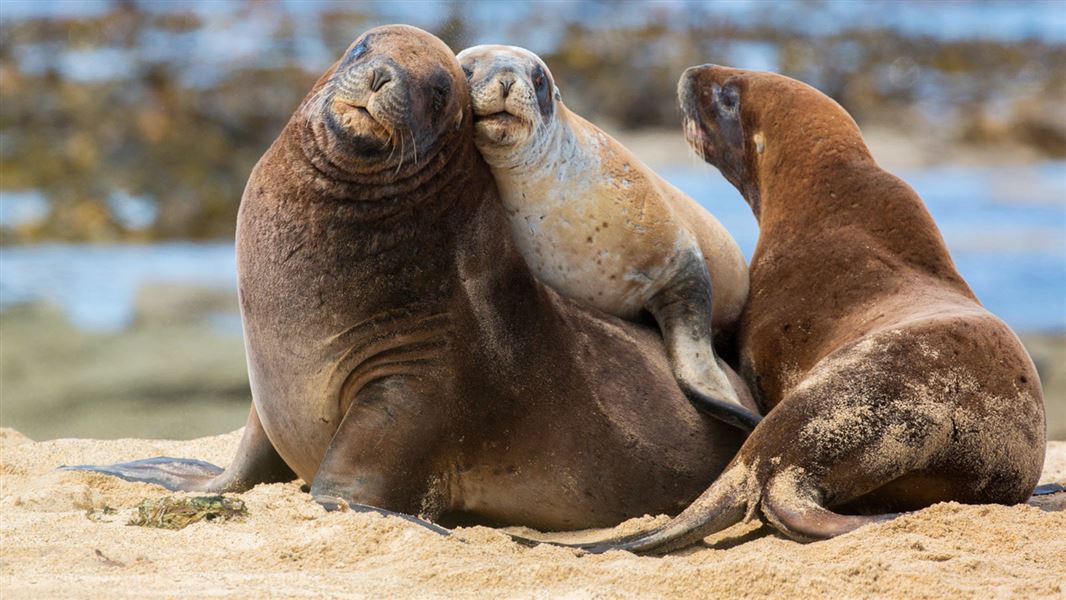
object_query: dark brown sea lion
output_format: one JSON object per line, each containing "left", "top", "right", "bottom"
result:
{"left": 62, "top": 26, "right": 744, "bottom": 532}
{"left": 571, "top": 65, "right": 1049, "bottom": 553}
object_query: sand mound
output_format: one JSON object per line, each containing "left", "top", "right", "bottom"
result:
{"left": 1, "top": 428, "right": 1063, "bottom": 599}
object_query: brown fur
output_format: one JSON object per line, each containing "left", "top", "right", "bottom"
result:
{"left": 570, "top": 65, "right": 1046, "bottom": 553}
{"left": 63, "top": 27, "right": 744, "bottom": 532}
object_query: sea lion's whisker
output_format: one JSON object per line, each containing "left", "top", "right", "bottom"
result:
{"left": 409, "top": 127, "right": 418, "bottom": 166}
{"left": 395, "top": 128, "right": 406, "bottom": 176}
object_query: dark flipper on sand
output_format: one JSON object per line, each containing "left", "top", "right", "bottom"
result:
{"left": 57, "top": 404, "right": 294, "bottom": 493}
{"left": 1032, "top": 483, "right": 1065, "bottom": 496}
{"left": 59, "top": 457, "right": 224, "bottom": 491}
{"left": 313, "top": 495, "right": 452, "bottom": 536}
{"left": 499, "top": 526, "right": 670, "bottom": 554}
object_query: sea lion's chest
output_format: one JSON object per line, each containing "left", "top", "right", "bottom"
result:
{"left": 493, "top": 163, "right": 677, "bottom": 318}
{"left": 238, "top": 190, "right": 461, "bottom": 480}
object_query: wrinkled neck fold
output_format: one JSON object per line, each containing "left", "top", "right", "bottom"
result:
{"left": 284, "top": 113, "right": 478, "bottom": 224}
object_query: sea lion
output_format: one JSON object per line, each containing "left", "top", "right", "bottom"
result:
{"left": 456, "top": 45, "right": 759, "bottom": 432}
{"left": 568, "top": 65, "right": 1048, "bottom": 553}
{"left": 62, "top": 26, "right": 745, "bottom": 532}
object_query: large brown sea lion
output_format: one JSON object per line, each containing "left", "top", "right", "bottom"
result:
{"left": 571, "top": 65, "right": 1049, "bottom": 553}
{"left": 456, "top": 45, "right": 759, "bottom": 432}
{"left": 62, "top": 27, "right": 744, "bottom": 532}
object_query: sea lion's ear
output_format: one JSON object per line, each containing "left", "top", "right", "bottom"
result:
{"left": 454, "top": 106, "right": 463, "bottom": 130}
{"left": 554, "top": 87, "right": 561, "bottom": 101}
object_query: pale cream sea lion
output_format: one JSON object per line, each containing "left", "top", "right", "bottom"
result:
{"left": 457, "top": 45, "right": 760, "bottom": 431}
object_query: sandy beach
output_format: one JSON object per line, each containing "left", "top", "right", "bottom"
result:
{"left": 1, "top": 428, "right": 1063, "bottom": 599}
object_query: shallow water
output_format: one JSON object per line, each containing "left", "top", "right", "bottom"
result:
{"left": 1, "top": 162, "right": 1064, "bottom": 333}
{"left": 0, "top": 242, "right": 237, "bottom": 331}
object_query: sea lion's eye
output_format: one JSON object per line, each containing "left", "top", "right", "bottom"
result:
{"left": 348, "top": 39, "right": 369, "bottom": 62}
{"left": 532, "top": 65, "right": 548, "bottom": 90}
{"left": 532, "top": 65, "right": 552, "bottom": 117}
{"left": 462, "top": 66, "right": 473, "bottom": 80}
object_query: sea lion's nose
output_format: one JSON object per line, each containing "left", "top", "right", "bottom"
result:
{"left": 369, "top": 66, "right": 393, "bottom": 93}
{"left": 499, "top": 76, "right": 515, "bottom": 98}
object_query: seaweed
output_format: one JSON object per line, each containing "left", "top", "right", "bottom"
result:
{"left": 127, "top": 495, "right": 247, "bottom": 530}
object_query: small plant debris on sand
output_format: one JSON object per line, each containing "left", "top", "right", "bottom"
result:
{"left": 85, "top": 505, "right": 117, "bottom": 522}
{"left": 127, "top": 495, "right": 247, "bottom": 530}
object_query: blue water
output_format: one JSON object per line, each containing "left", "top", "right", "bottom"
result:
{"left": 0, "top": 242, "right": 237, "bottom": 331}
{"left": 1, "top": 162, "right": 1063, "bottom": 333}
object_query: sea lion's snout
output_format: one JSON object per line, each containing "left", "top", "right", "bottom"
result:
{"left": 678, "top": 65, "right": 726, "bottom": 142}
{"left": 677, "top": 64, "right": 750, "bottom": 176}
{"left": 327, "top": 51, "right": 409, "bottom": 147}
{"left": 467, "top": 62, "right": 536, "bottom": 145}
{"left": 326, "top": 65, "right": 398, "bottom": 136}
{"left": 316, "top": 25, "right": 466, "bottom": 167}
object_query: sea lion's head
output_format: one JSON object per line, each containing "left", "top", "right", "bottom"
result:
{"left": 678, "top": 64, "right": 865, "bottom": 218}
{"left": 456, "top": 45, "right": 560, "bottom": 165}
{"left": 301, "top": 25, "right": 467, "bottom": 178}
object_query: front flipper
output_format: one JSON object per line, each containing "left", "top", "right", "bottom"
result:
{"left": 60, "top": 456, "right": 224, "bottom": 491}
{"left": 504, "top": 525, "right": 671, "bottom": 554}
{"left": 60, "top": 403, "right": 296, "bottom": 493}
{"left": 646, "top": 248, "right": 762, "bottom": 432}
{"left": 1032, "top": 483, "right": 1065, "bottom": 496}
{"left": 309, "top": 377, "right": 454, "bottom": 531}
{"left": 315, "top": 495, "right": 452, "bottom": 536}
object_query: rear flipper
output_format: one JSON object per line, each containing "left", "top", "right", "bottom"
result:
{"left": 528, "top": 461, "right": 899, "bottom": 555}
{"left": 509, "top": 464, "right": 752, "bottom": 555}
{"left": 646, "top": 248, "right": 762, "bottom": 433}
{"left": 761, "top": 470, "right": 898, "bottom": 542}
{"left": 59, "top": 404, "right": 296, "bottom": 493}
{"left": 588, "top": 463, "right": 752, "bottom": 554}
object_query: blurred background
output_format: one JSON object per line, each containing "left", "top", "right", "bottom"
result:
{"left": 1, "top": 0, "right": 1063, "bottom": 440}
